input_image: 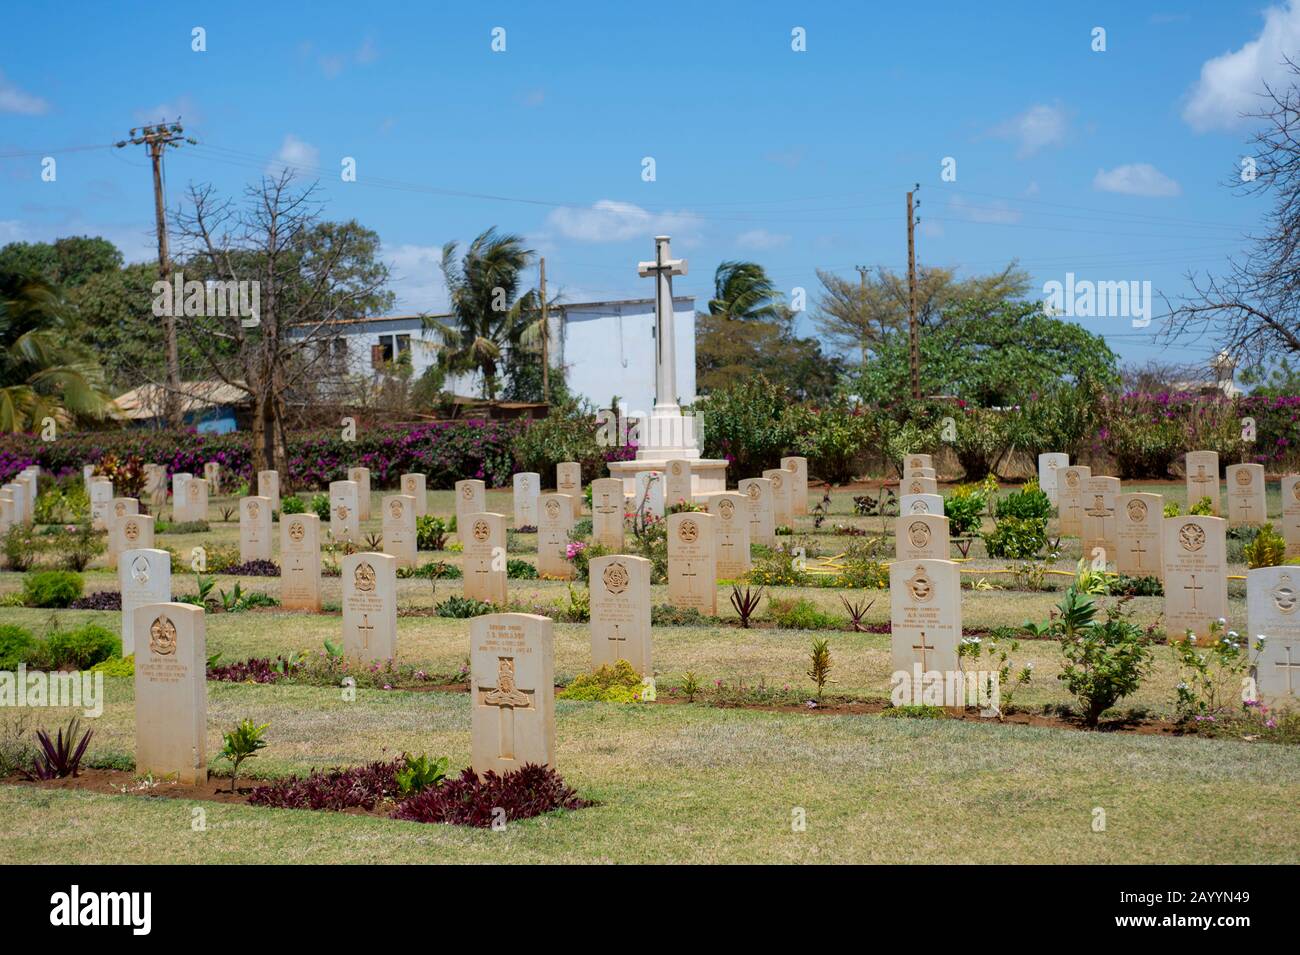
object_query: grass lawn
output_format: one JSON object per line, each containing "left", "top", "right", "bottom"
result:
{"left": 1, "top": 483, "right": 1297, "bottom": 863}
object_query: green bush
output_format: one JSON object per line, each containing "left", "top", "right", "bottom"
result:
{"left": 434, "top": 596, "right": 494, "bottom": 618}
{"left": 767, "top": 597, "right": 841, "bottom": 630}
{"left": 309, "top": 493, "right": 331, "bottom": 521}
{"left": 41, "top": 624, "right": 121, "bottom": 670}
{"left": 507, "top": 558, "right": 538, "bottom": 579}
{"left": 558, "top": 660, "right": 645, "bottom": 703}
{"left": 1243, "top": 523, "right": 1287, "bottom": 569}
{"left": 943, "top": 485, "right": 986, "bottom": 536}
{"left": 0, "top": 624, "right": 38, "bottom": 670}
{"left": 982, "top": 517, "right": 1047, "bottom": 559}
{"left": 747, "top": 549, "right": 810, "bottom": 586}
{"left": 22, "top": 570, "right": 84, "bottom": 608}
{"left": 650, "top": 604, "right": 707, "bottom": 626}
{"left": 279, "top": 495, "right": 305, "bottom": 515}
{"left": 3, "top": 526, "right": 41, "bottom": 572}
{"left": 994, "top": 482, "right": 1051, "bottom": 522}
{"left": 416, "top": 515, "right": 449, "bottom": 551}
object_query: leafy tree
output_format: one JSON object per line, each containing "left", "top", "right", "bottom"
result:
{"left": 708, "top": 260, "right": 784, "bottom": 321}
{"left": 0, "top": 272, "right": 116, "bottom": 432}
{"left": 66, "top": 262, "right": 168, "bottom": 394}
{"left": 0, "top": 236, "right": 123, "bottom": 288}
{"left": 431, "top": 228, "right": 540, "bottom": 399}
{"left": 852, "top": 300, "right": 1119, "bottom": 407}
{"left": 813, "top": 261, "right": 1031, "bottom": 361}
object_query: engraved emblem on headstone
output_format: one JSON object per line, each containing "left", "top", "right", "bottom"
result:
{"left": 908, "top": 520, "right": 931, "bottom": 549}
{"left": 603, "top": 560, "right": 629, "bottom": 595}
{"left": 1126, "top": 499, "right": 1147, "bottom": 522}
{"left": 907, "top": 566, "right": 934, "bottom": 602}
{"left": 1179, "top": 523, "right": 1206, "bottom": 553}
{"left": 131, "top": 555, "right": 150, "bottom": 585}
{"left": 149, "top": 615, "right": 177, "bottom": 656}
{"left": 289, "top": 520, "right": 305, "bottom": 543}
{"left": 1275, "top": 574, "right": 1297, "bottom": 615}
{"left": 354, "top": 560, "right": 376, "bottom": 593}
{"left": 678, "top": 519, "right": 699, "bottom": 543}
{"left": 473, "top": 519, "right": 490, "bottom": 542}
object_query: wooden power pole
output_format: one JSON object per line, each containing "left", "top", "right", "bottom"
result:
{"left": 539, "top": 256, "right": 550, "bottom": 402}
{"left": 116, "top": 120, "right": 193, "bottom": 428}
{"left": 906, "top": 186, "right": 920, "bottom": 400}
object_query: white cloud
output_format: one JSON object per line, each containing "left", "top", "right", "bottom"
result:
{"left": 1183, "top": 0, "right": 1300, "bottom": 131}
{"left": 946, "top": 194, "right": 1022, "bottom": 224}
{"left": 0, "top": 71, "right": 49, "bottom": 115}
{"left": 384, "top": 243, "right": 449, "bottom": 313}
{"left": 268, "top": 134, "right": 320, "bottom": 174}
{"left": 989, "top": 103, "right": 1068, "bottom": 158}
{"left": 735, "top": 229, "right": 790, "bottom": 250}
{"left": 1093, "top": 163, "right": 1182, "bottom": 197}
{"left": 545, "top": 200, "right": 700, "bottom": 243}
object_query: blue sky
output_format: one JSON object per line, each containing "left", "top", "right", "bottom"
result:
{"left": 2, "top": 0, "right": 1296, "bottom": 371}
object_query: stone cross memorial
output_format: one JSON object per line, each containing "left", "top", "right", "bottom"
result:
{"left": 1081, "top": 476, "right": 1121, "bottom": 566}
{"left": 1115, "top": 492, "right": 1164, "bottom": 580}
{"left": 342, "top": 552, "right": 397, "bottom": 661}
{"left": 256, "top": 470, "right": 280, "bottom": 514}
{"left": 699, "top": 491, "right": 752, "bottom": 578}
{"left": 107, "top": 497, "right": 140, "bottom": 568}
{"left": 590, "top": 477, "right": 626, "bottom": 550}
{"left": 1249, "top": 566, "right": 1300, "bottom": 702}
{"left": 119, "top": 548, "right": 169, "bottom": 655}
{"left": 134, "top": 602, "right": 206, "bottom": 784}
{"left": 536, "top": 493, "right": 576, "bottom": 579}
{"left": 633, "top": 470, "right": 665, "bottom": 519}
{"left": 89, "top": 479, "right": 113, "bottom": 531}
{"left": 1162, "top": 515, "right": 1228, "bottom": 642}
{"left": 455, "top": 479, "right": 486, "bottom": 531}
{"left": 902, "top": 475, "right": 939, "bottom": 497}
{"left": 239, "top": 496, "right": 273, "bottom": 563}
{"left": 896, "top": 513, "right": 950, "bottom": 561}
{"left": 280, "top": 512, "right": 322, "bottom": 611}
{"left": 1185, "top": 450, "right": 1220, "bottom": 515}
{"left": 665, "top": 459, "right": 694, "bottom": 508}
{"left": 463, "top": 511, "right": 508, "bottom": 605}
{"left": 400, "top": 473, "right": 427, "bottom": 518}
{"left": 1284, "top": 475, "right": 1300, "bottom": 559}
{"left": 512, "top": 472, "right": 539, "bottom": 528}
{"left": 1037, "top": 453, "right": 1069, "bottom": 507}
{"left": 667, "top": 511, "right": 717, "bottom": 615}
{"left": 1226, "top": 463, "right": 1266, "bottom": 527}
{"left": 900, "top": 492, "right": 944, "bottom": 517}
{"left": 1057, "top": 465, "right": 1092, "bottom": 537}
{"left": 556, "top": 462, "right": 583, "bottom": 519}
{"left": 113, "top": 511, "right": 154, "bottom": 572}
{"left": 763, "top": 467, "right": 793, "bottom": 528}
{"left": 782, "top": 456, "right": 809, "bottom": 515}
{"left": 890, "top": 559, "right": 962, "bottom": 689}
{"left": 347, "top": 466, "right": 372, "bottom": 521}
{"left": 471, "top": 613, "right": 556, "bottom": 775}
{"left": 382, "top": 494, "right": 418, "bottom": 568}
{"left": 589, "top": 554, "right": 652, "bottom": 674}
{"left": 737, "top": 477, "right": 776, "bottom": 547}
{"left": 330, "top": 480, "right": 360, "bottom": 543}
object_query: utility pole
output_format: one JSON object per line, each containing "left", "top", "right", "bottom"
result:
{"left": 906, "top": 185, "right": 921, "bottom": 400}
{"left": 854, "top": 265, "right": 870, "bottom": 366}
{"left": 116, "top": 120, "right": 194, "bottom": 428}
{"left": 539, "top": 256, "right": 549, "bottom": 402}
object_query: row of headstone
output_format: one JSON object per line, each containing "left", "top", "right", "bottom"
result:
{"left": 1, "top": 465, "right": 38, "bottom": 531}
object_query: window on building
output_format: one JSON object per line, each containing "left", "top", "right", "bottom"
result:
{"left": 375, "top": 333, "right": 411, "bottom": 367}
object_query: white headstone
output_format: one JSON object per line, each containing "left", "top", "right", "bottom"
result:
{"left": 257, "top": 470, "right": 280, "bottom": 514}
{"left": 342, "top": 552, "right": 397, "bottom": 661}
{"left": 381, "top": 494, "right": 418, "bottom": 568}
{"left": 400, "top": 473, "right": 427, "bottom": 518}
{"left": 280, "top": 513, "right": 322, "bottom": 612}
{"left": 589, "top": 555, "right": 652, "bottom": 674}
{"left": 1249, "top": 566, "right": 1300, "bottom": 702}
{"left": 120, "top": 548, "right": 170, "bottom": 656}
{"left": 347, "top": 466, "right": 372, "bottom": 521}
{"left": 470, "top": 613, "right": 555, "bottom": 775}
{"left": 512, "top": 472, "right": 539, "bottom": 528}
{"left": 590, "top": 477, "right": 625, "bottom": 550}
{"left": 239, "top": 496, "right": 273, "bottom": 563}
{"left": 737, "top": 477, "right": 775, "bottom": 547}
{"left": 134, "top": 602, "right": 206, "bottom": 783}
{"left": 1037, "top": 453, "right": 1069, "bottom": 506}
{"left": 329, "top": 480, "right": 360, "bottom": 542}
{"left": 900, "top": 492, "right": 944, "bottom": 517}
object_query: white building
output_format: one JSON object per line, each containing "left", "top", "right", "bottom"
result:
{"left": 289, "top": 296, "right": 697, "bottom": 414}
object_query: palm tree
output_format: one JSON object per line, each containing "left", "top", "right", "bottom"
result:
{"left": 0, "top": 272, "right": 116, "bottom": 432}
{"left": 709, "top": 261, "right": 784, "bottom": 321}
{"left": 428, "top": 228, "right": 539, "bottom": 399}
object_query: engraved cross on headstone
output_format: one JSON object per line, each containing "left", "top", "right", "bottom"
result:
{"left": 479, "top": 657, "right": 534, "bottom": 761}
{"left": 1277, "top": 644, "right": 1300, "bottom": 695}
{"left": 357, "top": 614, "right": 374, "bottom": 650}
{"left": 1184, "top": 575, "right": 1204, "bottom": 611}
{"left": 912, "top": 631, "right": 934, "bottom": 672}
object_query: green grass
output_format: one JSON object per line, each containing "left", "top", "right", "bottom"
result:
{"left": 2, "top": 482, "right": 1297, "bottom": 863}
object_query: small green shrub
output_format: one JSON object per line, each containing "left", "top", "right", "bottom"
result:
{"left": 41, "top": 624, "right": 120, "bottom": 670}
{"left": 768, "top": 596, "right": 841, "bottom": 630}
{"left": 651, "top": 604, "right": 706, "bottom": 626}
{"left": 1243, "top": 523, "right": 1287, "bottom": 569}
{"left": 434, "top": 595, "right": 494, "bottom": 618}
{"left": 280, "top": 495, "right": 305, "bottom": 515}
{"left": 0, "top": 624, "right": 38, "bottom": 670}
{"left": 22, "top": 570, "right": 84, "bottom": 608}
{"left": 1189, "top": 496, "right": 1216, "bottom": 516}
{"left": 982, "top": 517, "right": 1047, "bottom": 559}
{"left": 507, "top": 558, "right": 538, "bottom": 579}
{"left": 747, "top": 549, "right": 809, "bottom": 586}
{"left": 218, "top": 718, "right": 269, "bottom": 792}
{"left": 309, "top": 493, "right": 331, "bottom": 521}
{"left": 3, "top": 526, "right": 41, "bottom": 572}
{"left": 46, "top": 525, "right": 104, "bottom": 572}
{"left": 396, "top": 753, "right": 449, "bottom": 797}
{"left": 91, "top": 655, "right": 134, "bottom": 677}
{"left": 416, "top": 515, "right": 449, "bottom": 551}
{"left": 994, "top": 482, "right": 1052, "bottom": 522}
{"left": 943, "top": 485, "right": 986, "bottom": 536}
{"left": 558, "top": 660, "right": 645, "bottom": 703}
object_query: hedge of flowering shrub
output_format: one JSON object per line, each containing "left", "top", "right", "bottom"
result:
{"left": 4, "top": 386, "right": 1298, "bottom": 487}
